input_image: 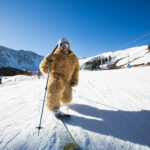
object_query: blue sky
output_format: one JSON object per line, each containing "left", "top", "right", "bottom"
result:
{"left": 0, "top": 0, "right": 150, "bottom": 57}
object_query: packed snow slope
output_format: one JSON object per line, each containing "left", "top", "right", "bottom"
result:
{"left": 0, "top": 67, "right": 150, "bottom": 150}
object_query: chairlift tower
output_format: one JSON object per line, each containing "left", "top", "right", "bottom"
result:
{"left": 101, "top": 57, "right": 103, "bottom": 68}
{"left": 127, "top": 53, "right": 130, "bottom": 68}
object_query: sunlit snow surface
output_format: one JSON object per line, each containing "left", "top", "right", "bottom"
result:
{"left": 0, "top": 67, "right": 150, "bottom": 150}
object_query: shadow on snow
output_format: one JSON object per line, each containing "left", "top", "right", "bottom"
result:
{"left": 68, "top": 103, "right": 150, "bottom": 147}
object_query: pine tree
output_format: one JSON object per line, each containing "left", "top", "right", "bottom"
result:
{"left": 102, "top": 58, "right": 105, "bottom": 64}
{"left": 148, "top": 45, "right": 150, "bottom": 52}
{"left": 91, "top": 58, "right": 101, "bottom": 69}
{"left": 108, "top": 56, "right": 112, "bottom": 62}
{"left": 105, "top": 57, "right": 108, "bottom": 63}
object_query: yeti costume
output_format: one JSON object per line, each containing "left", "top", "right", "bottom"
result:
{"left": 40, "top": 47, "right": 79, "bottom": 111}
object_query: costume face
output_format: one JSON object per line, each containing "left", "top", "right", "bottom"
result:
{"left": 60, "top": 43, "right": 70, "bottom": 55}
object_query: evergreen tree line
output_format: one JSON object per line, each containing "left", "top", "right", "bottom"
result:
{"left": 84, "top": 55, "right": 112, "bottom": 70}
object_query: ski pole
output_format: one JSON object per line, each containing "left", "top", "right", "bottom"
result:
{"left": 36, "top": 45, "right": 58, "bottom": 136}
{"left": 36, "top": 60, "right": 53, "bottom": 136}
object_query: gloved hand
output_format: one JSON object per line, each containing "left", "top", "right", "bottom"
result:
{"left": 70, "top": 81, "right": 75, "bottom": 86}
{"left": 45, "top": 55, "right": 52, "bottom": 61}
{"left": 45, "top": 55, "right": 53, "bottom": 64}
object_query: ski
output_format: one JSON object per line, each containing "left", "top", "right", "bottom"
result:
{"left": 55, "top": 112, "right": 71, "bottom": 119}
{"left": 54, "top": 114, "right": 80, "bottom": 150}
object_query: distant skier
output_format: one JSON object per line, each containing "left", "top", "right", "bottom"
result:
{"left": 0, "top": 75, "right": 2, "bottom": 84}
{"left": 40, "top": 38, "right": 79, "bottom": 117}
{"left": 37, "top": 69, "right": 42, "bottom": 79}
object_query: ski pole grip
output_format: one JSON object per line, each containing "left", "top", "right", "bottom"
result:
{"left": 49, "top": 59, "right": 53, "bottom": 64}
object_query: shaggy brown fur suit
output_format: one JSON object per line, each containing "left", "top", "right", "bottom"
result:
{"left": 40, "top": 47, "right": 79, "bottom": 111}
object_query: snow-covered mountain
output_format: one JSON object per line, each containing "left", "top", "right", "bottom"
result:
{"left": 1, "top": 45, "right": 149, "bottom": 72}
{"left": 80, "top": 45, "right": 150, "bottom": 69}
{"left": 0, "top": 46, "right": 44, "bottom": 71}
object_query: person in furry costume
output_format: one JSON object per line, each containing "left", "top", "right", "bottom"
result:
{"left": 40, "top": 38, "right": 79, "bottom": 116}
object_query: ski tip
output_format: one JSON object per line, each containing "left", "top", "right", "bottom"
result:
{"left": 63, "top": 143, "right": 80, "bottom": 150}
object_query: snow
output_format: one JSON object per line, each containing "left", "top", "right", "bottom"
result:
{"left": 0, "top": 67, "right": 150, "bottom": 150}
{"left": 80, "top": 45, "right": 150, "bottom": 68}
{"left": 130, "top": 52, "right": 150, "bottom": 66}
{"left": 115, "top": 46, "right": 148, "bottom": 67}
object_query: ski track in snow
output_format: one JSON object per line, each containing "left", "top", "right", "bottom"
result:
{"left": 0, "top": 68, "right": 150, "bottom": 150}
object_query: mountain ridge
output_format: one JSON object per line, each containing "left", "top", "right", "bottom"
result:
{"left": 0, "top": 45, "right": 44, "bottom": 71}
{"left": 0, "top": 45, "right": 150, "bottom": 71}
{"left": 79, "top": 45, "right": 150, "bottom": 69}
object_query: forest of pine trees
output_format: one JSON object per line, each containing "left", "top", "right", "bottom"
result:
{"left": 83, "top": 55, "right": 112, "bottom": 70}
